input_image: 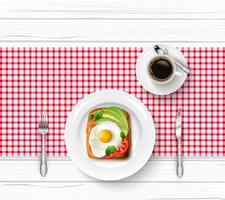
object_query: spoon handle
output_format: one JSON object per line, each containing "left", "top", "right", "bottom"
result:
{"left": 174, "top": 60, "right": 190, "bottom": 74}
{"left": 154, "top": 45, "right": 166, "bottom": 55}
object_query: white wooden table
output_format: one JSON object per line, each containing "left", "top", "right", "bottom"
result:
{"left": 0, "top": 0, "right": 225, "bottom": 199}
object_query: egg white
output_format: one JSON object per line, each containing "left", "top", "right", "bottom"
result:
{"left": 89, "top": 121, "right": 122, "bottom": 158}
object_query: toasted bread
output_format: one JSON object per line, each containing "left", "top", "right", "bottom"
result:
{"left": 86, "top": 107, "right": 130, "bottom": 159}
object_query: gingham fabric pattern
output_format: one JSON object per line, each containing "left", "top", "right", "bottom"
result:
{"left": 0, "top": 47, "right": 224, "bottom": 157}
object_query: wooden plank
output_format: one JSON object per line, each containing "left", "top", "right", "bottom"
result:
{"left": 0, "top": 0, "right": 225, "bottom": 19}
{"left": 0, "top": 19, "right": 225, "bottom": 42}
{"left": 0, "top": 182, "right": 225, "bottom": 199}
{"left": 0, "top": 159, "right": 225, "bottom": 182}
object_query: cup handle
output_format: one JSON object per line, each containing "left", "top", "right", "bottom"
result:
{"left": 175, "top": 71, "right": 182, "bottom": 76}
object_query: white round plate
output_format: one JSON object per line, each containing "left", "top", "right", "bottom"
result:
{"left": 136, "top": 44, "right": 188, "bottom": 95}
{"left": 65, "top": 90, "right": 156, "bottom": 181}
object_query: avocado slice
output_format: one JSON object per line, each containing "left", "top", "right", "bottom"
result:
{"left": 106, "top": 107, "right": 128, "bottom": 128}
{"left": 102, "top": 110, "right": 124, "bottom": 125}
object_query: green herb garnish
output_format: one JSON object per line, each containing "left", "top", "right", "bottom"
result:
{"left": 88, "top": 114, "right": 94, "bottom": 121}
{"left": 105, "top": 145, "right": 116, "bottom": 155}
{"left": 120, "top": 131, "right": 126, "bottom": 139}
{"left": 95, "top": 110, "right": 103, "bottom": 120}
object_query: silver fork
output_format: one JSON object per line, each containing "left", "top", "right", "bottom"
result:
{"left": 38, "top": 111, "right": 48, "bottom": 177}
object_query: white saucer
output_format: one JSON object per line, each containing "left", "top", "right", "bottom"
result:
{"left": 136, "top": 44, "right": 188, "bottom": 95}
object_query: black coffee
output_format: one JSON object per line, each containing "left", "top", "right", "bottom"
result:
{"left": 149, "top": 59, "right": 173, "bottom": 80}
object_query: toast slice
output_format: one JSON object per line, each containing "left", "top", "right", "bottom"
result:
{"left": 86, "top": 107, "right": 130, "bottom": 159}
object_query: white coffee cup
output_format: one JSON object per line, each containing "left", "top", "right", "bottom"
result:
{"left": 147, "top": 54, "right": 182, "bottom": 84}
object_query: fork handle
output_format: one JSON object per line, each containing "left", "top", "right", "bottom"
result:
{"left": 40, "top": 134, "right": 47, "bottom": 177}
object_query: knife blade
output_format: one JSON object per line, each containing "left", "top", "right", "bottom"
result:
{"left": 176, "top": 108, "right": 182, "bottom": 139}
{"left": 176, "top": 108, "right": 183, "bottom": 178}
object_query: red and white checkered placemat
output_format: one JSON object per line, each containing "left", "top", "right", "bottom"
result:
{"left": 0, "top": 47, "right": 224, "bottom": 157}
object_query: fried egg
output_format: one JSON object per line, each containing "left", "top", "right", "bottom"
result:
{"left": 89, "top": 121, "right": 122, "bottom": 158}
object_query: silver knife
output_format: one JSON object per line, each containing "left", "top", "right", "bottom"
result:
{"left": 176, "top": 108, "right": 184, "bottom": 178}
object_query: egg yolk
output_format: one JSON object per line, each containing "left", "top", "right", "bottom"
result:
{"left": 99, "top": 130, "right": 112, "bottom": 143}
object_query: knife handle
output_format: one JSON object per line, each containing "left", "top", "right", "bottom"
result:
{"left": 177, "top": 137, "right": 184, "bottom": 178}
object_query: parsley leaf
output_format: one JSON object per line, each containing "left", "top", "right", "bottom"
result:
{"left": 88, "top": 114, "right": 94, "bottom": 121}
{"left": 105, "top": 146, "right": 116, "bottom": 155}
{"left": 120, "top": 131, "right": 126, "bottom": 139}
{"left": 95, "top": 110, "right": 103, "bottom": 120}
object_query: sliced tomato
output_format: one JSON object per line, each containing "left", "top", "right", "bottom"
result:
{"left": 104, "top": 153, "right": 115, "bottom": 159}
{"left": 103, "top": 138, "right": 129, "bottom": 158}
{"left": 113, "top": 138, "right": 129, "bottom": 155}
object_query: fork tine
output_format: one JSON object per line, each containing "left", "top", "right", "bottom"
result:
{"left": 42, "top": 111, "right": 48, "bottom": 122}
{"left": 43, "top": 112, "right": 48, "bottom": 127}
